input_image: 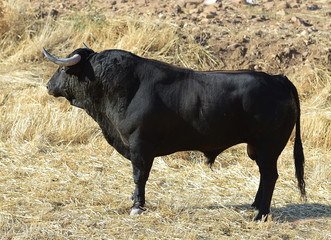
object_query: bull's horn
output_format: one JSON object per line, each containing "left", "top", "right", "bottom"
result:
{"left": 42, "top": 47, "right": 81, "bottom": 66}
{"left": 83, "top": 42, "right": 89, "bottom": 49}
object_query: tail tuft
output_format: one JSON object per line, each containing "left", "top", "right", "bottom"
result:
{"left": 205, "top": 158, "right": 215, "bottom": 170}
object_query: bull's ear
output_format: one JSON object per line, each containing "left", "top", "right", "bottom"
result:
{"left": 69, "top": 61, "right": 95, "bottom": 82}
{"left": 84, "top": 61, "right": 96, "bottom": 81}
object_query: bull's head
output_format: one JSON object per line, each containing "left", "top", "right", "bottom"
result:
{"left": 43, "top": 44, "right": 96, "bottom": 108}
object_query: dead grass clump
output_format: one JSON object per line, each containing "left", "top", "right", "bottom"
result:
{"left": 71, "top": 15, "right": 217, "bottom": 70}
{"left": 0, "top": 0, "right": 42, "bottom": 61}
{"left": 297, "top": 65, "right": 331, "bottom": 99}
{"left": 0, "top": 1, "right": 8, "bottom": 36}
{"left": 292, "top": 65, "right": 331, "bottom": 149}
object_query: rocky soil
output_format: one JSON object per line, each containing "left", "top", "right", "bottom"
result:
{"left": 32, "top": 0, "right": 330, "bottom": 74}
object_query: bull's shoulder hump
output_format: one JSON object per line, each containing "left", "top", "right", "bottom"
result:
{"left": 143, "top": 58, "right": 193, "bottom": 73}
{"left": 96, "top": 49, "right": 141, "bottom": 60}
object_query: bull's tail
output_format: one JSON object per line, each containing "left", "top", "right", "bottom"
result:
{"left": 283, "top": 75, "right": 306, "bottom": 197}
{"left": 294, "top": 105, "right": 306, "bottom": 197}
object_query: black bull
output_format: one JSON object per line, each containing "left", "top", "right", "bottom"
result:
{"left": 43, "top": 46, "right": 305, "bottom": 221}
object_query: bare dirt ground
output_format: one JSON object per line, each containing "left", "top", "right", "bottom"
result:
{"left": 33, "top": 0, "right": 330, "bottom": 73}
{"left": 0, "top": 0, "right": 330, "bottom": 239}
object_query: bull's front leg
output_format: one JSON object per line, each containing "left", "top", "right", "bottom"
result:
{"left": 129, "top": 135, "right": 154, "bottom": 215}
{"left": 130, "top": 161, "right": 153, "bottom": 215}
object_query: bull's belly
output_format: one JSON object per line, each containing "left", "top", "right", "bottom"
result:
{"left": 153, "top": 127, "right": 247, "bottom": 157}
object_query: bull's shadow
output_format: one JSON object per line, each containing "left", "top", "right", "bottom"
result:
{"left": 227, "top": 203, "right": 331, "bottom": 222}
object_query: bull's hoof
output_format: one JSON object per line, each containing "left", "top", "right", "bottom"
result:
{"left": 130, "top": 206, "right": 146, "bottom": 216}
{"left": 254, "top": 212, "right": 268, "bottom": 222}
{"left": 251, "top": 202, "right": 259, "bottom": 210}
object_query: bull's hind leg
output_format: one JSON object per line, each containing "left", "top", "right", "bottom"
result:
{"left": 254, "top": 150, "right": 279, "bottom": 221}
{"left": 247, "top": 144, "right": 263, "bottom": 209}
{"left": 252, "top": 176, "right": 263, "bottom": 210}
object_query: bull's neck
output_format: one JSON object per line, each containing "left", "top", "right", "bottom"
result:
{"left": 83, "top": 100, "right": 131, "bottom": 159}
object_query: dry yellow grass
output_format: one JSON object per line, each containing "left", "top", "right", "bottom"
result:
{"left": 0, "top": 1, "right": 330, "bottom": 239}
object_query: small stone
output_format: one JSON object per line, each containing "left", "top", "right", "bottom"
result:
{"left": 291, "top": 16, "right": 312, "bottom": 27}
{"left": 300, "top": 30, "right": 310, "bottom": 36}
{"left": 227, "top": 44, "right": 241, "bottom": 50}
{"left": 302, "top": 52, "right": 309, "bottom": 58}
{"left": 277, "top": 2, "right": 291, "bottom": 10}
{"left": 307, "top": 4, "right": 320, "bottom": 11}
{"left": 231, "top": 0, "right": 246, "bottom": 5}
{"left": 204, "top": 0, "right": 217, "bottom": 4}
{"left": 136, "top": 0, "right": 146, "bottom": 5}
{"left": 264, "top": 2, "right": 274, "bottom": 10}
{"left": 254, "top": 65, "right": 262, "bottom": 71}
{"left": 277, "top": 9, "right": 287, "bottom": 16}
